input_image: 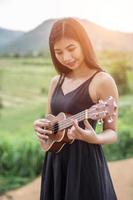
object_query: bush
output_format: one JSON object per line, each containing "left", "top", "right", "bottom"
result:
{"left": 110, "top": 60, "right": 131, "bottom": 95}
{"left": 103, "top": 103, "right": 133, "bottom": 160}
{"left": 0, "top": 137, "right": 44, "bottom": 194}
{"left": 103, "top": 127, "right": 133, "bottom": 161}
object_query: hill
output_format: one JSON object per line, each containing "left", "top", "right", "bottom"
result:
{"left": 0, "top": 18, "right": 133, "bottom": 56}
{"left": 0, "top": 27, "right": 24, "bottom": 49}
{"left": 0, "top": 19, "right": 56, "bottom": 56}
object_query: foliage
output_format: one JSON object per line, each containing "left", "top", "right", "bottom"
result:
{"left": 0, "top": 102, "right": 45, "bottom": 194}
{"left": 103, "top": 99, "right": 133, "bottom": 160}
{"left": 103, "top": 127, "right": 133, "bottom": 161}
{"left": 0, "top": 69, "right": 3, "bottom": 111}
{"left": 97, "top": 50, "right": 133, "bottom": 95}
{"left": 110, "top": 60, "right": 131, "bottom": 95}
{"left": 0, "top": 137, "right": 44, "bottom": 194}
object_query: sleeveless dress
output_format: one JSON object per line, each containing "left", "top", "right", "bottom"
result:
{"left": 40, "top": 71, "right": 117, "bottom": 200}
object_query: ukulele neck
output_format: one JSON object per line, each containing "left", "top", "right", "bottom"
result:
{"left": 59, "top": 110, "right": 87, "bottom": 131}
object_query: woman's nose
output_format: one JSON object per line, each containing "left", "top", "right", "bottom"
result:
{"left": 63, "top": 52, "right": 72, "bottom": 63}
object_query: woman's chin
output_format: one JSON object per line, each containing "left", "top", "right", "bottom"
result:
{"left": 66, "top": 63, "right": 79, "bottom": 70}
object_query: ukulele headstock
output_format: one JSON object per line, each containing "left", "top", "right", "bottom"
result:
{"left": 88, "top": 96, "right": 117, "bottom": 123}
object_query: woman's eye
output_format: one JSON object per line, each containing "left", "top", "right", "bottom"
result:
{"left": 56, "top": 52, "right": 62, "bottom": 55}
{"left": 68, "top": 47, "right": 76, "bottom": 52}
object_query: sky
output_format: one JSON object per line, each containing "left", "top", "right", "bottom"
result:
{"left": 0, "top": 0, "right": 133, "bottom": 33}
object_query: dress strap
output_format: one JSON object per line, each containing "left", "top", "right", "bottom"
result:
{"left": 59, "top": 74, "right": 65, "bottom": 87}
{"left": 56, "top": 74, "right": 65, "bottom": 90}
{"left": 89, "top": 70, "right": 103, "bottom": 82}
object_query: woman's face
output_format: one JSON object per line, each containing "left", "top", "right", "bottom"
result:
{"left": 54, "top": 37, "right": 85, "bottom": 70}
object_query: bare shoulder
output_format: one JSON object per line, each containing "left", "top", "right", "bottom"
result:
{"left": 50, "top": 75, "right": 60, "bottom": 85}
{"left": 93, "top": 71, "right": 119, "bottom": 101}
{"left": 47, "top": 75, "right": 60, "bottom": 114}
{"left": 93, "top": 71, "right": 116, "bottom": 88}
{"left": 47, "top": 75, "right": 60, "bottom": 97}
{"left": 96, "top": 71, "right": 114, "bottom": 83}
{"left": 49, "top": 75, "right": 60, "bottom": 90}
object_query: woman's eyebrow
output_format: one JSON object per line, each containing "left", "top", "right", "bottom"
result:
{"left": 54, "top": 44, "right": 76, "bottom": 51}
{"left": 66, "top": 44, "right": 75, "bottom": 48}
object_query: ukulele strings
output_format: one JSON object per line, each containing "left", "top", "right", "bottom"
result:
{"left": 49, "top": 107, "right": 104, "bottom": 132}
{"left": 45, "top": 99, "right": 112, "bottom": 133}
{"left": 48, "top": 111, "right": 85, "bottom": 132}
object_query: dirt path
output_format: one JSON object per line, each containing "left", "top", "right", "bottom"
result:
{"left": 0, "top": 158, "right": 133, "bottom": 200}
{"left": 108, "top": 158, "right": 133, "bottom": 200}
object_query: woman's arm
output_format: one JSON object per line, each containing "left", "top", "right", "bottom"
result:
{"left": 67, "top": 72, "right": 119, "bottom": 145}
{"left": 46, "top": 75, "right": 60, "bottom": 114}
{"left": 34, "top": 75, "right": 60, "bottom": 149}
{"left": 95, "top": 72, "right": 119, "bottom": 144}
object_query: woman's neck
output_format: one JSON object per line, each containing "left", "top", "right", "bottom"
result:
{"left": 67, "top": 63, "right": 96, "bottom": 80}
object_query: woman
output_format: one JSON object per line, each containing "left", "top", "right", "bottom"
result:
{"left": 34, "top": 18, "right": 118, "bottom": 200}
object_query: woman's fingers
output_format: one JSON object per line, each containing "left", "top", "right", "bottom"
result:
{"left": 72, "top": 119, "right": 83, "bottom": 132}
{"left": 35, "top": 127, "right": 52, "bottom": 135}
{"left": 67, "top": 120, "right": 83, "bottom": 140}
{"left": 34, "top": 119, "right": 50, "bottom": 129}
{"left": 36, "top": 132, "right": 49, "bottom": 140}
{"left": 34, "top": 118, "right": 52, "bottom": 140}
{"left": 67, "top": 129, "right": 73, "bottom": 139}
{"left": 84, "top": 119, "right": 92, "bottom": 129}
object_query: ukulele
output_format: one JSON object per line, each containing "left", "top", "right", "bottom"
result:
{"left": 42, "top": 96, "right": 117, "bottom": 153}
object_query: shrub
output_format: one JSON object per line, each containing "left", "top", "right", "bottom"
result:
{"left": 0, "top": 137, "right": 44, "bottom": 194}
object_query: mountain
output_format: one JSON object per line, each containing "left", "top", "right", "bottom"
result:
{"left": 0, "top": 27, "right": 24, "bottom": 49}
{"left": 81, "top": 20, "right": 133, "bottom": 51}
{"left": 0, "top": 19, "right": 56, "bottom": 56}
{"left": 0, "top": 18, "right": 133, "bottom": 56}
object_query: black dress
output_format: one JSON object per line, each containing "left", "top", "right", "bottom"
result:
{"left": 40, "top": 71, "right": 117, "bottom": 200}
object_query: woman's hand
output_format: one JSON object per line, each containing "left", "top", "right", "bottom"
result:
{"left": 34, "top": 119, "right": 52, "bottom": 140}
{"left": 67, "top": 119, "right": 99, "bottom": 144}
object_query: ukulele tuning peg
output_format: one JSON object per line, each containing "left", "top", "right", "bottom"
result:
{"left": 107, "top": 116, "right": 113, "bottom": 123}
{"left": 98, "top": 118, "right": 103, "bottom": 125}
{"left": 113, "top": 101, "right": 117, "bottom": 109}
{"left": 98, "top": 99, "right": 104, "bottom": 104}
{"left": 108, "top": 96, "right": 113, "bottom": 100}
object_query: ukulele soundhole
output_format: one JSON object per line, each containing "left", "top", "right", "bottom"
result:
{"left": 53, "top": 122, "right": 59, "bottom": 134}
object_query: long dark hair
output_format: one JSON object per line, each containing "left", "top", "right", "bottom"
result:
{"left": 49, "top": 17, "right": 102, "bottom": 74}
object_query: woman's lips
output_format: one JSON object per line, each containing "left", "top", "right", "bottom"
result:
{"left": 65, "top": 61, "right": 77, "bottom": 67}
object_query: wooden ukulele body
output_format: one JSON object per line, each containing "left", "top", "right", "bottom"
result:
{"left": 43, "top": 113, "right": 72, "bottom": 153}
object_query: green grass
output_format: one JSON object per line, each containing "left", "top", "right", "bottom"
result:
{"left": 0, "top": 57, "right": 55, "bottom": 194}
